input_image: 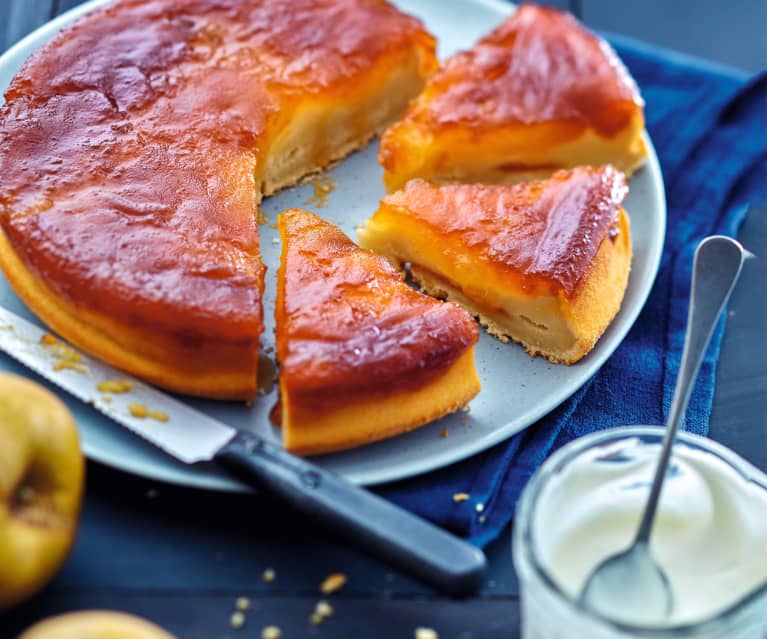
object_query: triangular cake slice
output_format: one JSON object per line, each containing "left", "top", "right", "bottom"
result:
{"left": 276, "top": 209, "right": 480, "bottom": 455}
{"left": 358, "top": 166, "right": 632, "bottom": 364}
{"left": 380, "top": 4, "right": 647, "bottom": 191}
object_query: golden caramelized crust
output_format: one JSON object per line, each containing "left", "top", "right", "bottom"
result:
{"left": 276, "top": 209, "right": 480, "bottom": 454}
{"left": 0, "top": 87, "right": 269, "bottom": 341}
{"left": 276, "top": 208, "right": 478, "bottom": 400}
{"left": 378, "top": 166, "right": 627, "bottom": 298}
{"left": 380, "top": 3, "right": 647, "bottom": 191}
{"left": 418, "top": 4, "right": 642, "bottom": 134}
{"left": 358, "top": 166, "right": 632, "bottom": 364}
{"left": 8, "top": 0, "right": 436, "bottom": 100}
{"left": 0, "top": 0, "right": 436, "bottom": 398}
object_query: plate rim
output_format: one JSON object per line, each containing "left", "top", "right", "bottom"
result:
{"left": 0, "top": 0, "right": 666, "bottom": 490}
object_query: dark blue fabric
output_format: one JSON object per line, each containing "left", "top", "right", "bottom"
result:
{"left": 380, "top": 40, "right": 767, "bottom": 547}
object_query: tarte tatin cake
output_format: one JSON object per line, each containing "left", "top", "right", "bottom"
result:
{"left": 358, "top": 166, "right": 632, "bottom": 364}
{"left": 276, "top": 209, "right": 480, "bottom": 455}
{"left": 0, "top": 0, "right": 437, "bottom": 398}
{"left": 380, "top": 4, "right": 647, "bottom": 192}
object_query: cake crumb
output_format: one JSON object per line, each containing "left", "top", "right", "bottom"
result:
{"left": 128, "top": 403, "right": 149, "bottom": 418}
{"left": 236, "top": 596, "right": 251, "bottom": 611}
{"left": 128, "top": 403, "right": 168, "bottom": 422}
{"left": 271, "top": 237, "right": 280, "bottom": 244}
{"left": 304, "top": 174, "right": 336, "bottom": 208}
{"left": 310, "top": 599, "right": 334, "bottom": 625}
{"left": 415, "top": 627, "right": 439, "bottom": 639}
{"left": 230, "top": 611, "right": 246, "bottom": 630}
{"left": 261, "top": 625, "right": 281, "bottom": 639}
{"left": 452, "top": 493, "right": 470, "bottom": 503}
{"left": 478, "top": 514, "right": 486, "bottom": 524}
{"left": 440, "top": 428, "right": 449, "bottom": 438}
{"left": 461, "top": 404, "right": 471, "bottom": 413}
{"left": 320, "top": 573, "right": 347, "bottom": 594}
{"left": 97, "top": 379, "right": 134, "bottom": 394}
{"left": 262, "top": 567, "right": 276, "bottom": 583}
{"left": 40, "top": 333, "right": 87, "bottom": 372}
{"left": 310, "top": 612, "right": 324, "bottom": 625}
{"left": 49, "top": 343, "right": 88, "bottom": 373}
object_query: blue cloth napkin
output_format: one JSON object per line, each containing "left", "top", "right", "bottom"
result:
{"left": 381, "top": 39, "right": 767, "bottom": 548}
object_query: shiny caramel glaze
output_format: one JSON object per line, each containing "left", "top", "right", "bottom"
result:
{"left": 381, "top": 166, "right": 628, "bottom": 297}
{"left": 0, "top": 0, "right": 434, "bottom": 386}
{"left": 276, "top": 209, "right": 478, "bottom": 407}
{"left": 413, "top": 3, "right": 642, "bottom": 135}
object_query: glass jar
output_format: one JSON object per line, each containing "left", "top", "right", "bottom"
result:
{"left": 512, "top": 426, "right": 767, "bottom": 639}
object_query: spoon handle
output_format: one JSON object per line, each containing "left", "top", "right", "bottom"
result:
{"left": 634, "top": 235, "right": 748, "bottom": 544}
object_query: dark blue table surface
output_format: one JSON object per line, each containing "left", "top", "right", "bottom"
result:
{"left": 0, "top": 2, "right": 765, "bottom": 638}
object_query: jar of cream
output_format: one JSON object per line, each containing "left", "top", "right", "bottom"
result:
{"left": 512, "top": 426, "right": 767, "bottom": 638}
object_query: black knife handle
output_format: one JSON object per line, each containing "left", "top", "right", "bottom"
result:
{"left": 215, "top": 431, "right": 486, "bottom": 597}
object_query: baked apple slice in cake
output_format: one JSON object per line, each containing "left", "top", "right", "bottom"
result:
{"left": 275, "top": 209, "right": 480, "bottom": 455}
{"left": 380, "top": 4, "right": 647, "bottom": 191}
{"left": 358, "top": 166, "right": 632, "bottom": 364}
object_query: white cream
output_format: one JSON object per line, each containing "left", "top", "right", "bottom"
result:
{"left": 533, "top": 438, "right": 767, "bottom": 625}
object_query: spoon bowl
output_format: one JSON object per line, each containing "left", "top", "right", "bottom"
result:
{"left": 580, "top": 541, "right": 671, "bottom": 625}
{"left": 578, "top": 235, "right": 749, "bottom": 624}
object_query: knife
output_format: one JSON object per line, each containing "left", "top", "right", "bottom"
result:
{"left": 0, "top": 305, "right": 486, "bottom": 596}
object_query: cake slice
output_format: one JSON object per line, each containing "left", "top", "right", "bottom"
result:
{"left": 275, "top": 209, "right": 480, "bottom": 455}
{"left": 358, "top": 166, "right": 632, "bottom": 364}
{"left": 380, "top": 4, "right": 647, "bottom": 191}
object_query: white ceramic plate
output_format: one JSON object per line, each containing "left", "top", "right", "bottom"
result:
{"left": 0, "top": 0, "right": 665, "bottom": 489}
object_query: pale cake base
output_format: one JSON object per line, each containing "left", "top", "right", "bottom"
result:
{"left": 262, "top": 51, "right": 427, "bottom": 197}
{"left": 360, "top": 209, "right": 632, "bottom": 365}
{"left": 381, "top": 116, "right": 647, "bottom": 192}
{"left": 282, "top": 348, "right": 480, "bottom": 456}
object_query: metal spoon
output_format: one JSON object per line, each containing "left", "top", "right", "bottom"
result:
{"left": 578, "top": 235, "right": 750, "bottom": 625}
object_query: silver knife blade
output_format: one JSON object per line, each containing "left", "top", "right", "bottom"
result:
{"left": 0, "top": 305, "right": 236, "bottom": 463}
